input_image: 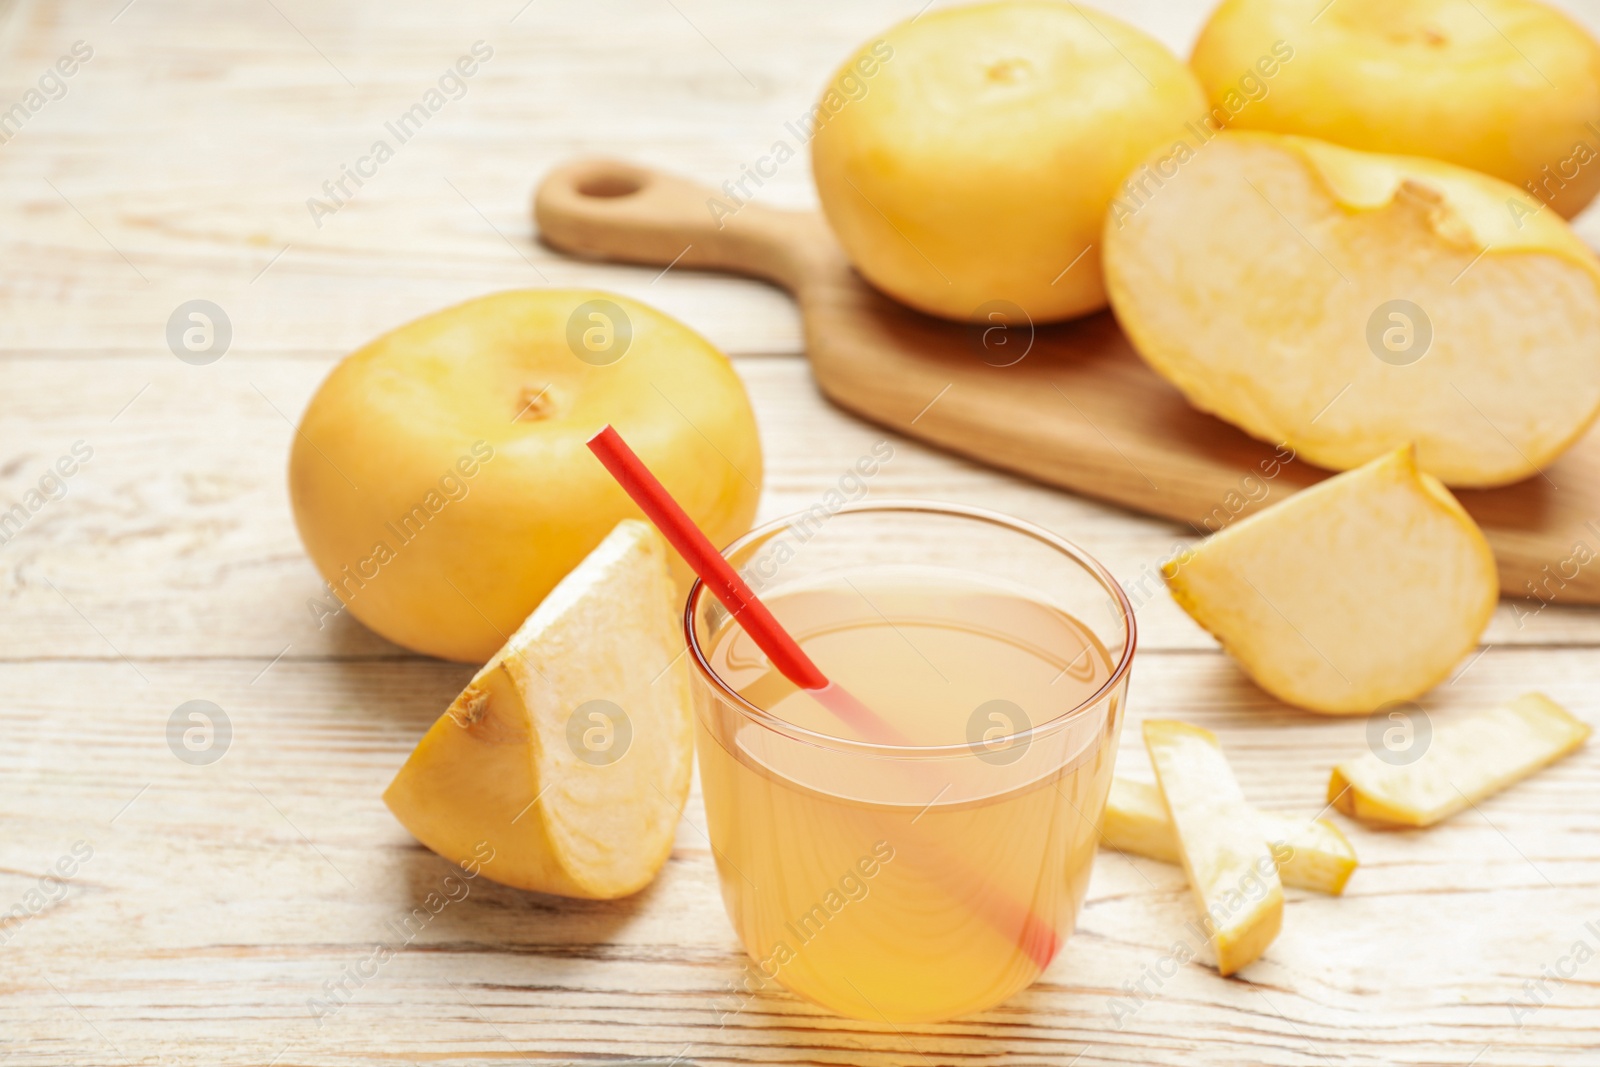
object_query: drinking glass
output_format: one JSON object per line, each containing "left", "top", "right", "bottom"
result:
{"left": 685, "top": 501, "right": 1136, "bottom": 1022}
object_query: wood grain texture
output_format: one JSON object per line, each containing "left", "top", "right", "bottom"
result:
{"left": 5, "top": 651, "right": 1600, "bottom": 1066}
{"left": 1, "top": 353, "right": 1594, "bottom": 664}
{"left": 3, "top": 0, "right": 1600, "bottom": 1064}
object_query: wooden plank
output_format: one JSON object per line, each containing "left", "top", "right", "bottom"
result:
{"left": 0, "top": 353, "right": 1595, "bottom": 665}
{"left": 1, "top": 647, "right": 1595, "bottom": 1066}
{"left": 4, "top": 0, "right": 1600, "bottom": 1063}
{"left": 2, "top": 0, "right": 1592, "bottom": 361}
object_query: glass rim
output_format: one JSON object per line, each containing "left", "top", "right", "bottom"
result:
{"left": 682, "top": 499, "right": 1138, "bottom": 759}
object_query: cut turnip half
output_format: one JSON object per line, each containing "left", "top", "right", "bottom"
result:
{"left": 1104, "top": 130, "right": 1600, "bottom": 487}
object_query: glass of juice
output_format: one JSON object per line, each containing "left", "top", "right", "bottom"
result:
{"left": 685, "top": 501, "right": 1136, "bottom": 1023}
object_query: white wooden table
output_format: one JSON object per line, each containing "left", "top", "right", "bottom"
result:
{"left": 4, "top": 1, "right": 1600, "bottom": 1063}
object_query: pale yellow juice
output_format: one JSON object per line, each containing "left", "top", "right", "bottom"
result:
{"left": 694, "top": 569, "right": 1123, "bottom": 1022}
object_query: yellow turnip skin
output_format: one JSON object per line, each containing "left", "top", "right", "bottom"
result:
{"left": 812, "top": 0, "right": 1205, "bottom": 324}
{"left": 289, "top": 290, "right": 762, "bottom": 662}
{"left": 1191, "top": 0, "right": 1600, "bottom": 218}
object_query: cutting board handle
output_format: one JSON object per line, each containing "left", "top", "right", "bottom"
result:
{"left": 533, "top": 158, "right": 828, "bottom": 293}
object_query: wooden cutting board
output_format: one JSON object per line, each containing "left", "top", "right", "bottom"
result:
{"left": 534, "top": 158, "right": 1600, "bottom": 605}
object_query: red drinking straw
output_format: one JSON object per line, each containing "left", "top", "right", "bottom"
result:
{"left": 585, "top": 424, "right": 1058, "bottom": 969}
{"left": 586, "top": 424, "right": 906, "bottom": 746}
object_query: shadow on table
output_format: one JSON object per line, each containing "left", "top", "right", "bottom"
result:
{"left": 386, "top": 837, "right": 660, "bottom": 956}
